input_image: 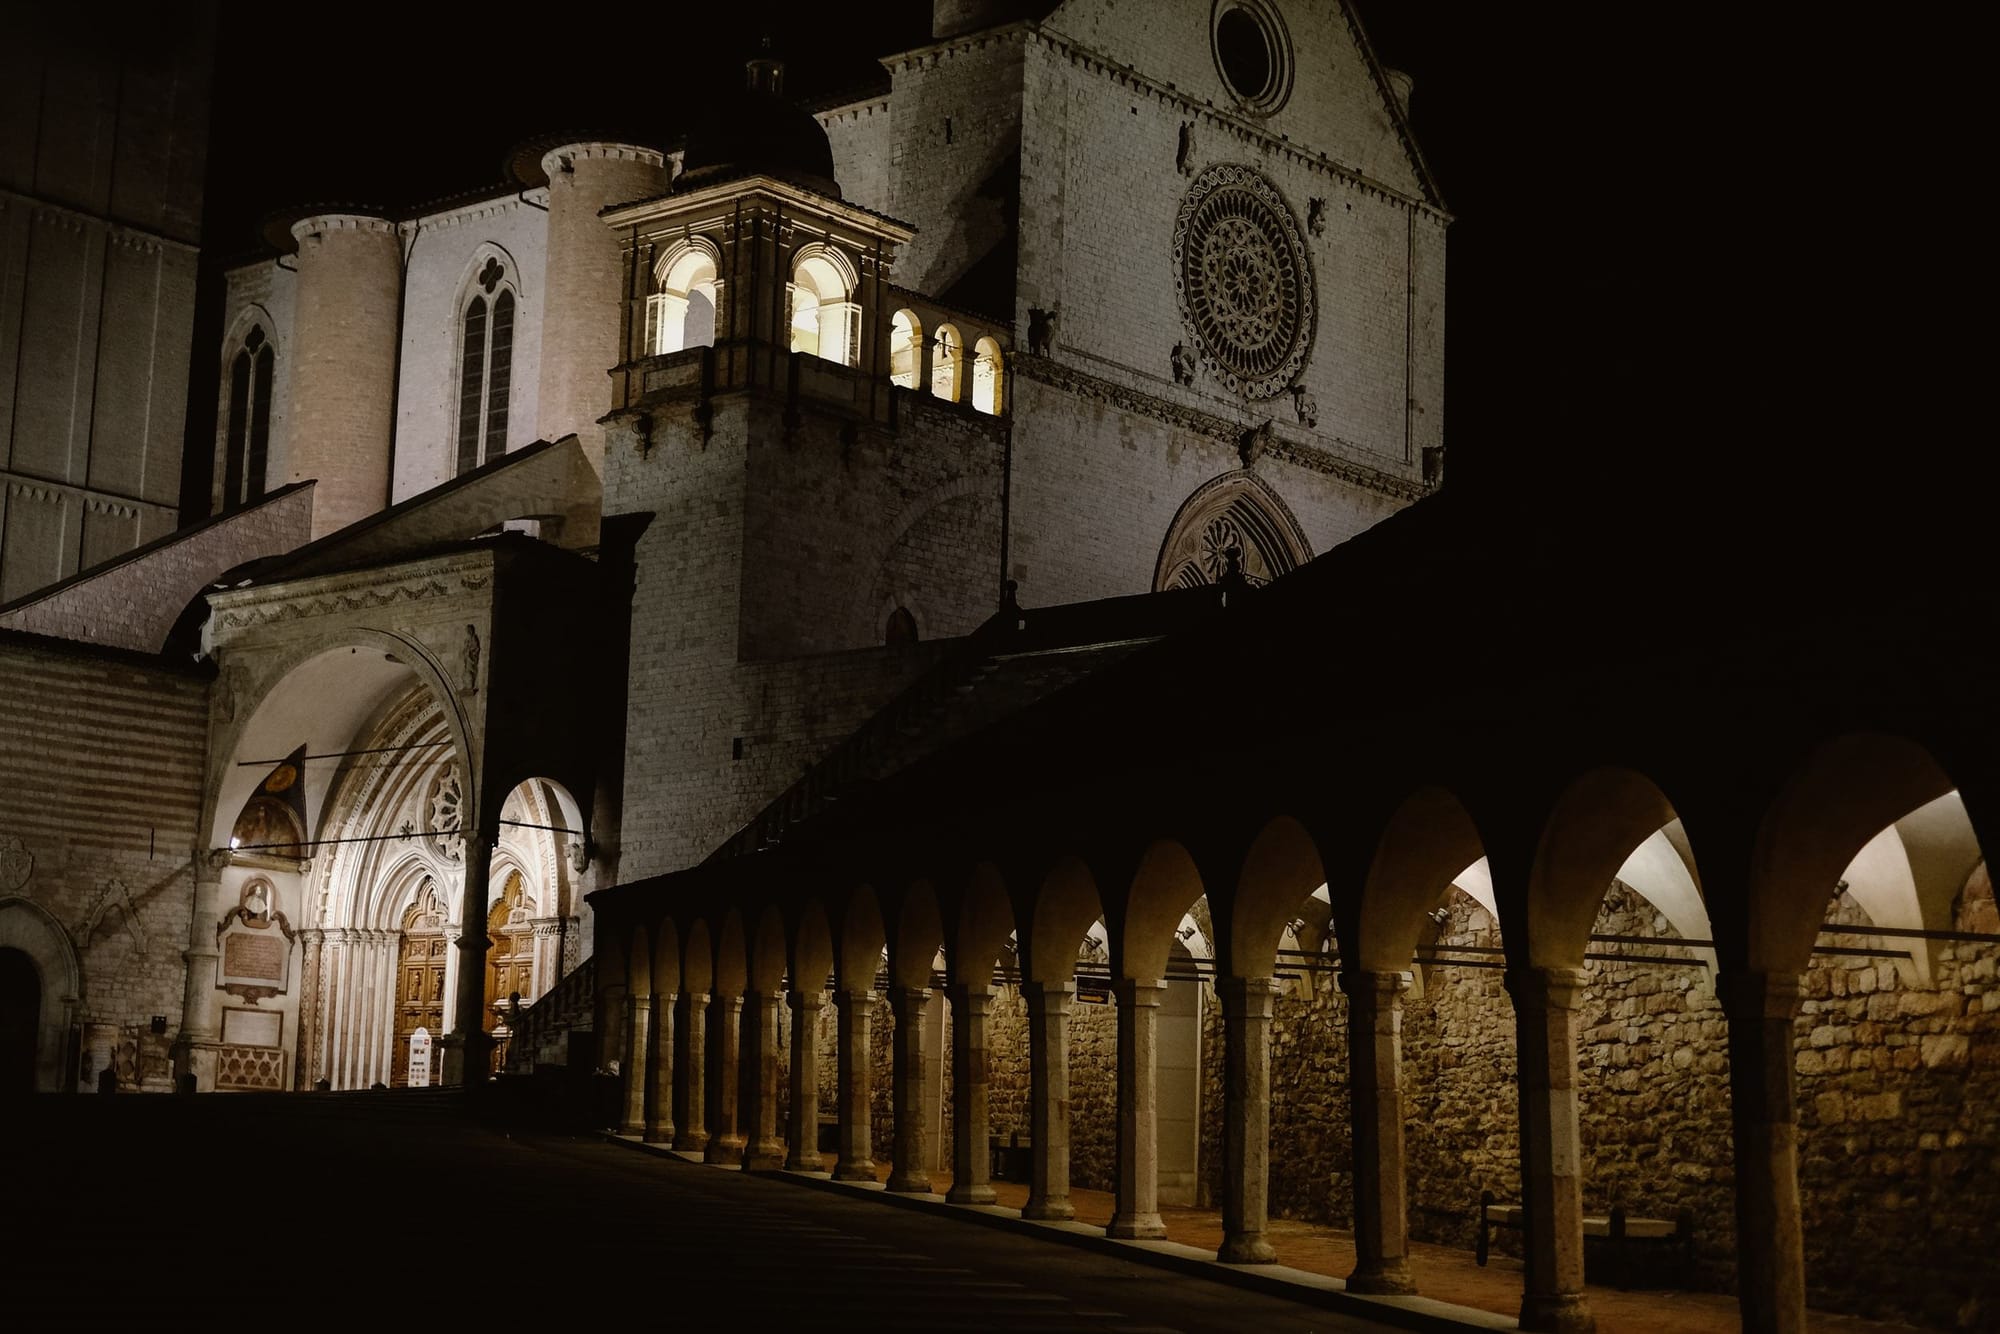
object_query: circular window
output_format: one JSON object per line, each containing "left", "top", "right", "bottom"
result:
{"left": 1211, "top": 1, "right": 1293, "bottom": 115}
{"left": 1172, "top": 164, "right": 1315, "bottom": 399}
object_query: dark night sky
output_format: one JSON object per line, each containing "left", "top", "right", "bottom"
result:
{"left": 185, "top": 4, "right": 1976, "bottom": 531}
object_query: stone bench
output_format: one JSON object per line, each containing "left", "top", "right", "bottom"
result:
{"left": 1476, "top": 1190, "right": 1694, "bottom": 1285}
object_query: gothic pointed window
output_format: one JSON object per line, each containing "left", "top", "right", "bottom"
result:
{"left": 220, "top": 325, "right": 275, "bottom": 511}
{"left": 456, "top": 257, "right": 516, "bottom": 477}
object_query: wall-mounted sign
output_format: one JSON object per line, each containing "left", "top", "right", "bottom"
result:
{"left": 408, "top": 1027, "right": 432, "bottom": 1088}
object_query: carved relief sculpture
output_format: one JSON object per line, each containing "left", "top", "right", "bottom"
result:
{"left": 1307, "top": 196, "right": 1327, "bottom": 236}
{"left": 1289, "top": 384, "right": 1318, "bottom": 429}
{"left": 1027, "top": 306, "right": 1058, "bottom": 358}
{"left": 1171, "top": 342, "right": 1196, "bottom": 387}
{"left": 1177, "top": 121, "right": 1198, "bottom": 176}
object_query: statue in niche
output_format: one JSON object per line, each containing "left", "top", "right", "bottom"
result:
{"left": 1027, "top": 306, "right": 1058, "bottom": 357}
{"left": 460, "top": 625, "right": 480, "bottom": 695}
{"left": 1171, "top": 342, "right": 1196, "bottom": 387}
{"left": 1307, "top": 197, "right": 1327, "bottom": 236}
{"left": 241, "top": 882, "right": 272, "bottom": 927}
{"left": 1177, "top": 121, "right": 1198, "bottom": 176}
{"left": 1289, "top": 384, "right": 1318, "bottom": 429}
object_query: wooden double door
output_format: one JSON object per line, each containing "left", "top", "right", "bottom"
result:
{"left": 392, "top": 873, "right": 536, "bottom": 1085}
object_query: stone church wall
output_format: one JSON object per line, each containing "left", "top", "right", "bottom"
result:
{"left": 818, "top": 97, "right": 894, "bottom": 221}
{"left": 0, "top": 633, "right": 209, "bottom": 1091}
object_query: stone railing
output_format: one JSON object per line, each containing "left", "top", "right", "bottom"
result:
{"left": 507, "top": 962, "right": 594, "bottom": 1074}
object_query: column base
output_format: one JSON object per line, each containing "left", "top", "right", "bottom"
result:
{"left": 439, "top": 1035, "right": 466, "bottom": 1088}
{"left": 1519, "top": 1293, "right": 1595, "bottom": 1334}
{"left": 1106, "top": 1212, "right": 1167, "bottom": 1240}
{"left": 642, "top": 1125, "right": 676, "bottom": 1144}
{"left": 945, "top": 1183, "right": 997, "bottom": 1205}
{"left": 786, "top": 1150, "right": 826, "bottom": 1173}
{"left": 1346, "top": 1260, "right": 1416, "bottom": 1295}
{"left": 619, "top": 1119, "right": 645, "bottom": 1136}
{"left": 744, "top": 1139, "right": 786, "bottom": 1171}
{"left": 673, "top": 1130, "right": 709, "bottom": 1154}
{"left": 886, "top": 1170, "right": 934, "bottom": 1194}
{"left": 704, "top": 1135, "right": 745, "bottom": 1166}
{"left": 1022, "top": 1197, "right": 1075, "bottom": 1221}
{"left": 1217, "top": 1233, "right": 1277, "bottom": 1264}
{"left": 832, "top": 1158, "right": 876, "bottom": 1182}
{"left": 170, "top": 1041, "right": 217, "bottom": 1093}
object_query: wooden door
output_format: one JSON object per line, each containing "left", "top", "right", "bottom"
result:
{"left": 394, "top": 882, "right": 449, "bottom": 1087}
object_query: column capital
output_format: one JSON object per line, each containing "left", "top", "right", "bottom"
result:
{"left": 833, "top": 987, "right": 873, "bottom": 1013}
{"left": 1111, "top": 977, "right": 1168, "bottom": 1007}
{"left": 1338, "top": 968, "right": 1413, "bottom": 1000}
{"left": 1023, "top": 979, "right": 1076, "bottom": 1015}
{"left": 946, "top": 981, "right": 995, "bottom": 1014}
{"left": 1217, "top": 975, "right": 1285, "bottom": 1015}
{"left": 1504, "top": 965, "right": 1589, "bottom": 1012}
{"left": 887, "top": 984, "right": 931, "bottom": 1012}
{"left": 1718, "top": 969, "right": 1806, "bottom": 1023}
{"left": 787, "top": 988, "right": 824, "bottom": 1014}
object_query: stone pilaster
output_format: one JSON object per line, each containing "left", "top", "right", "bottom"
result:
{"left": 1722, "top": 970, "right": 1808, "bottom": 1334}
{"left": 946, "top": 984, "right": 996, "bottom": 1204}
{"left": 1218, "top": 975, "right": 1281, "bottom": 1262}
{"left": 645, "top": 991, "right": 676, "bottom": 1143}
{"left": 833, "top": 989, "right": 876, "bottom": 1180}
{"left": 704, "top": 992, "right": 744, "bottom": 1164}
{"left": 171, "top": 851, "right": 226, "bottom": 1091}
{"left": 787, "top": 989, "right": 825, "bottom": 1171}
{"left": 620, "top": 989, "right": 650, "bottom": 1134}
{"left": 443, "top": 831, "right": 494, "bottom": 1087}
{"left": 1506, "top": 967, "right": 1595, "bottom": 1334}
{"left": 1023, "top": 981, "right": 1075, "bottom": 1219}
{"left": 887, "top": 985, "right": 933, "bottom": 1192}
{"left": 1107, "top": 978, "right": 1167, "bottom": 1239}
{"left": 673, "top": 991, "right": 708, "bottom": 1152}
{"left": 1342, "top": 969, "right": 1416, "bottom": 1292}
{"left": 742, "top": 991, "right": 785, "bottom": 1169}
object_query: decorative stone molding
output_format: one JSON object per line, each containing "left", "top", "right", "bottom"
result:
{"left": 1012, "top": 353, "right": 1427, "bottom": 502}
{"left": 290, "top": 213, "right": 399, "bottom": 244}
{"left": 0, "top": 835, "right": 32, "bottom": 892}
{"left": 207, "top": 552, "right": 496, "bottom": 634}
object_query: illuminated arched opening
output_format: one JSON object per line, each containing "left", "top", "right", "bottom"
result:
{"left": 789, "top": 248, "right": 859, "bottom": 366}
{"left": 971, "top": 337, "right": 1004, "bottom": 414}
{"left": 889, "top": 309, "right": 922, "bottom": 389}
{"left": 648, "top": 243, "right": 720, "bottom": 355}
{"left": 931, "top": 324, "right": 964, "bottom": 403}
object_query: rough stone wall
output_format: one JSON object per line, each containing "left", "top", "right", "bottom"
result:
{"left": 0, "top": 633, "right": 208, "bottom": 1091}
{"left": 390, "top": 193, "right": 550, "bottom": 502}
{"left": 0, "top": 484, "right": 314, "bottom": 652}
{"left": 1068, "top": 991, "right": 1118, "bottom": 1190}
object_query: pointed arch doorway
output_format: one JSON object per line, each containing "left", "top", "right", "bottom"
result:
{"left": 394, "top": 881, "right": 450, "bottom": 1087}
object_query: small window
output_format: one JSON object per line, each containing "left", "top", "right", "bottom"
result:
{"left": 932, "top": 324, "right": 964, "bottom": 402}
{"left": 788, "top": 249, "right": 859, "bottom": 367}
{"left": 647, "top": 246, "right": 719, "bottom": 356}
{"left": 972, "top": 337, "right": 1004, "bottom": 414}
{"left": 221, "top": 325, "right": 275, "bottom": 511}
{"left": 457, "top": 258, "right": 516, "bottom": 477}
{"left": 889, "top": 309, "right": 922, "bottom": 389}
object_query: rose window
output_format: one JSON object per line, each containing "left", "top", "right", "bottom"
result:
{"left": 1173, "top": 164, "right": 1315, "bottom": 399}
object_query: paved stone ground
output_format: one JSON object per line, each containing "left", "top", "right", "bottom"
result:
{"left": 0, "top": 1092, "right": 1405, "bottom": 1332}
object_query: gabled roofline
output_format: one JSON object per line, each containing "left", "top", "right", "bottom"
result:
{"left": 1338, "top": 0, "right": 1446, "bottom": 212}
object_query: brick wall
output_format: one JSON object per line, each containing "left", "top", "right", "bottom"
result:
{"left": 0, "top": 633, "right": 209, "bottom": 1090}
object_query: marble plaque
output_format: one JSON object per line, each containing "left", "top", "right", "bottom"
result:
{"left": 222, "top": 1007, "right": 282, "bottom": 1049}
{"left": 221, "top": 930, "right": 286, "bottom": 986}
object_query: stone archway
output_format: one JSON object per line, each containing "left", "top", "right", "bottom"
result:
{"left": 1154, "top": 471, "right": 1312, "bottom": 590}
{"left": 0, "top": 897, "right": 81, "bottom": 1093}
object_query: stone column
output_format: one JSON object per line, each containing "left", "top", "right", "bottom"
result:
{"left": 673, "top": 991, "right": 708, "bottom": 1152}
{"left": 833, "top": 989, "right": 876, "bottom": 1180}
{"left": 704, "top": 992, "right": 744, "bottom": 1164}
{"left": 171, "top": 852, "right": 226, "bottom": 1091}
{"left": 1108, "top": 978, "right": 1168, "bottom": 1239}
{"left": 946, "top": 984, "right": 996, "bottom": 1204}
{"left": 1217, "top": 975, "right": 1281, "bottom": 1263}
{"left": 295, "top": 928, "right": 324, "bottom": 1090}
{"left": 1722, "top": 970, "right": 1808, "bottom": 1334}
{"left": 645, "top": 991, "right": 676, "bottom": 1143}
{"left": 620, "top": 989, "right": 650, "bottom": 1134}
{"left": 1023, "top": 981, "right": 1075, "bottom": 1219}
{"left": 887, "top": 985, "right": 933, "bottom": 1192}
{"left": 787, "top": 989, "right": 825, "bottom": 1171}
{"left": 743, "top": 990, "right": 785, "bottom": 1169}
{"left": 443, "top": 831, "right": 494, "bottom": 1088}
{"left": 1506, "top": 967, "right": 1594, "bottom": 1334}
{"left": 1342, "top": 969, "right": 1416, "bottom": 1292}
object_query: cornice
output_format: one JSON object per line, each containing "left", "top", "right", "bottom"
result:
{"left": 1013, "top": 352, "right": 1428, "bottom": 504}
{"left": 541, "top": 142, "right": 666, "bottom": 176}
{"left": 207, "top": 549, "right": 498, "bottom": 633}
{"left": 291, "top": 212, "right": 399, "bottom": 243}
{"left": 0, "top": 186, "right": 201, "bottom": 253}
{"left": 879, "top": 22, "right": 1032, "bottom": 75}
{"left": 1025, "top": 26, "right": 1449, "bottom": 223}
{"left": 604, "top": 174, "right": 916, "bottom": 244}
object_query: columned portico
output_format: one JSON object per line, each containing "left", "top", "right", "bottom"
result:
{"left": 1107, "top": 977, "right": 1167, "bottom": 1240}
{"left": 1723, "top": 969, "right": 1808, "bottom": 1334}
{"left": 1506, "top": 966, "right": 1594, "bottom": 1334}
{"left": 1022, "top": 980, "right": 1075, "bottom": 1220}
{"left": 944, "top": 983, "right": 995, "bottom": 1204}
{"left": 786, "top": 988, "right": 824, "bottom": 1171}
{"left": 674, "top": 991, "right": 709, "bottom": 1152}
{"left": 1217, "top": 975, "right": 1280, "bottom": 1263}
{"left": 887, "top": 984, "right": 933, "bottom": 1192}
{"left": 645, "top": 990, "right": 676, "bottom": 1143}
{"left": 833, "top": 989, "right": 876, "bottom": 1180}
{"left": 1342, "top": 969, "right": 1416, "bottom": 1293}
{"left": 619, "top": 983, "right": 650, "bottom": 1133}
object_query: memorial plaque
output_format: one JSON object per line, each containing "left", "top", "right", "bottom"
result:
{"left": 222, "top": 931, "right": 285, "bottom": 983}
{"left": 222, "top": 1006, "right": 282, "bottom": 1048}
{"left": 408, "top": 1028, "right": 432, "bottom": 1088}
